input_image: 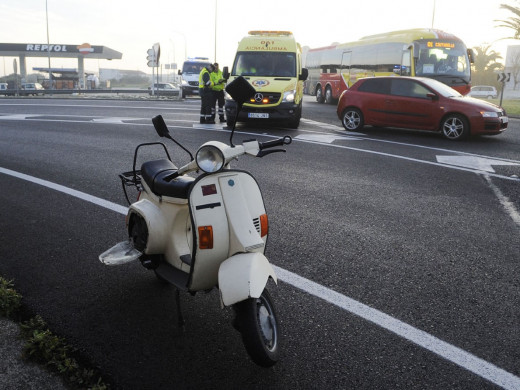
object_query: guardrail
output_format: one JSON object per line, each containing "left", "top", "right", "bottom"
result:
{"left": 0, "top": 88, "right": 183, "bottom": 98}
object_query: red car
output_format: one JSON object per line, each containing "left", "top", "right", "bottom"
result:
{"left": 337, "top": 76, "right": 508, "bottom": 140}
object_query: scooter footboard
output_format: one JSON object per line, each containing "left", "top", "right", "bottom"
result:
{"left": 218, "top": 252, "right": 277, "bottom": 306}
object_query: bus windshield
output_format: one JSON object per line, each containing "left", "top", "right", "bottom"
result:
{"left": 414, "top": 39, "right": 470, "bottom": 81}
{"left": 232, "top": 52, "right": 296, "bottom": 77}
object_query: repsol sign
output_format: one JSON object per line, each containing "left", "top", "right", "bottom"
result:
{"left": 26, "top": 44, "right": 68, "bottom": 52}
{"left": 0, "top": 43, "right": 100, "bottom": 55}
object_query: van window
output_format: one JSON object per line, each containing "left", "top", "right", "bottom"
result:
{"left": 232, "top": 52, "right": 296, "bottom": 77}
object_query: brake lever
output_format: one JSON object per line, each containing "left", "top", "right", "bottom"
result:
{"left": 256, "top": 149, "right": 286, "bottom": 158}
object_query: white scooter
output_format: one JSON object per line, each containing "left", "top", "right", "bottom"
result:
{"left": 99, "top": 76, "right": 291, "bottom": 367}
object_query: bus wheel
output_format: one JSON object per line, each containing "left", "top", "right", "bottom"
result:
{"left": 316, "top": 87, "right": 324, "bottom": 103}
{"left": 325, "top": 86, "right": 333, "bottom": 104}
{"left": 341, "top": 107, "right": 364, "bottom": 131}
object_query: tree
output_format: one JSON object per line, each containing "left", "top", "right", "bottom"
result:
{"left": 495, "top": 3, "right": 520, "bottom": 39}
{"left": 471, "top": 45, "right": 504, "bottom": 86}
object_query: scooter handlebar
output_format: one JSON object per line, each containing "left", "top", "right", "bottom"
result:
{"left": 258, "top": 136, "right": 292, "bottom": 150}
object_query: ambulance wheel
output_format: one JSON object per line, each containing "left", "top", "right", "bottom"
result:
{"left": 235, "top": 289, "right": 280, "bottom": 367}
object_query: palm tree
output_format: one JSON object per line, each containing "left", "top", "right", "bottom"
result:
{"left": 495, "top": 3, "right": 520, "bottom": 39}
{"left": 471, "top": 45, "right": 504, "bottom": 86}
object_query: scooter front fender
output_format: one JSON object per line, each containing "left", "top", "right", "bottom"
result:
{"left": 218, "top": 252, "right": 277, "bottom": 307}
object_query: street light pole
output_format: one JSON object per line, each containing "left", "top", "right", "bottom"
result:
{"left": 45, "top": 0, "right": 52, "bottom": 89}
{"left": 214, "top": 0, "right": 217, "bottom": 62}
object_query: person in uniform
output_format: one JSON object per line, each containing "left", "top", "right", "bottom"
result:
{"left": 199, "top": 64, "right": 215, "bottom": 124}
{"left": 210, "top": 62, "right": 226, "bottom": 123}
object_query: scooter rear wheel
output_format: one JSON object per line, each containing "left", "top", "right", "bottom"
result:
{"left": 235, "top": 288, "right": 280, "bottom": 367}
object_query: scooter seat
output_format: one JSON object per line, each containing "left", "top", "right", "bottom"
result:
{"left": 141, "top": 159, "right": 194, "bottom": 199}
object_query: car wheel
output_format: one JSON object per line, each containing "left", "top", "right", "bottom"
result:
{"left": 341, "top": 107, "right": 364, "bottom": 131}
{"left": 441, "top": 114, "right": 469, "bottom": 140}
{"left": 316, "top": 86, "right": 324, "bottom": 103}
{"left": 325, "top": 86, "right": 333, "bottom": 104}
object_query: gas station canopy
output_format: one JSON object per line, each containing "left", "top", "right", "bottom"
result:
{"left": 0, "top": 43, "right": 122, "bottom": 59}
{"left": 0, "top": 42, "right": 122, "bottom": 87}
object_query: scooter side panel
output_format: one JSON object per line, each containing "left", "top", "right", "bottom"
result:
{"left": 218, "top": 173, "right": 265, "bottom": 255}
{"left": 189, "top": 175, "right": 230, "bottom": 290}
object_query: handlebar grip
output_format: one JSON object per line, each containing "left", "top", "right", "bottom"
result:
{"left": 259, "top": 136, "right": 292, "bottom": 150}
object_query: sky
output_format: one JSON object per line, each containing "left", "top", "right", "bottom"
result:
{"left": 1, "top": 0, "right": 519, "bottom": 77}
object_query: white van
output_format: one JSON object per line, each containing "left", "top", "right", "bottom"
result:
{"left": 470, "top": 85, "right": 497, "bottom": 99}
{"left": 178, "top": 57, "right": 212, "bottom": 98}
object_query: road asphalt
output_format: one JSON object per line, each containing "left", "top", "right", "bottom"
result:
{"left": 0, "top": 317, "right": 68, "bottom": 390}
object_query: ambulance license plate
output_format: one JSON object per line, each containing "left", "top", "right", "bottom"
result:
{"left": 248, "top": 113, "right": 269, "bottom": 119}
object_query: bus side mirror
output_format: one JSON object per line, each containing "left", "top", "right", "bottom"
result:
{"left": 223, "top": 66, "right": 230, "bottom": 81}
{"left": 178, "top": 70, "right": 182, "bottom": 75}
{"left": 299, "top": 68, "right": 309, "bottom": 81}
{"left": 468, "top": 49, "right": 475, "bottom": 64}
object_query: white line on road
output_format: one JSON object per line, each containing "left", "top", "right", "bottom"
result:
{"left": 1, "top": 165, "right": 519, "bottom": 389}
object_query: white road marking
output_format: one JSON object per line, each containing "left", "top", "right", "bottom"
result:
{"left": 295, "top": 133, "right": 361, "bottom": 143}
{"left": 1, "top": 165, "right": 519, "bottom": 389}
{"left": 436, "top": 155, "right": 520, "bottom": 173}
{"left": 483, "top": 175, "right": 520, "bottom": 227}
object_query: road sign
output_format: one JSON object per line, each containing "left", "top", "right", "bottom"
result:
{"left": 497, "top": 72, "right": 511, "bottom": 83}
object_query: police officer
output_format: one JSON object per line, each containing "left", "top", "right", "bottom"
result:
{"left": 199, "top": 63, "right": 215, "bottom": 124}
{"left": 210, "top": 62, "right": 226, "bottom": 123}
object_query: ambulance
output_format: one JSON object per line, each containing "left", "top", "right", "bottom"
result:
{"left": 224, "top": 31, "right": 308, "bottom": 128}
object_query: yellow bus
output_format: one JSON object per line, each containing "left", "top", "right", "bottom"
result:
{"left": 304, "top": 28, "right": 474, "bottom": 104}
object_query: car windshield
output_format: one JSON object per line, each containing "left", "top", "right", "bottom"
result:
{"left": 232, "top": 52, "right": 296, "bottom": 77}
{"left": 419, "top": 78, "right": 462, "bottom": 98}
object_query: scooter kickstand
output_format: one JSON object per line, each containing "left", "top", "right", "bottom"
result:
{"left": 175, "top": 288, "right": 185, "bottom": 330}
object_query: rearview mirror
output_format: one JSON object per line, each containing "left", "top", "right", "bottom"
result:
{"left": 223, "top": 66, "right": 230, "bottom": 81}
{"left": 427, "top": 93, "right": 439, "bottom": 101}
{"left": 152, "top": 115, "right": 170, "bottom": 138}
{"left": 299, "top": 68, "right": 309, "bottom": 81}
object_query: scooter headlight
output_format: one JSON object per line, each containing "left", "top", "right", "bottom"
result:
{"left": 196, "top": 145, "right": 225, "bottom": 173}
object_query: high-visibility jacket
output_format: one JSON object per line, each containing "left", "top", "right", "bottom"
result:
{"left": 211, "top": 69, "right": 225, "bottom": 91}
{"left": 199, "top": 68, "right": 213, "bottom": 89}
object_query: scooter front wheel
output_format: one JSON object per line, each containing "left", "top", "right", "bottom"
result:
{"left": 235, "top": 288, "right": 280, "bottom": 367}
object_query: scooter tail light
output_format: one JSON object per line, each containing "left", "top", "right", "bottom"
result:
{"left": 260, "top": 214, "right": 268, "bottom": 237}
{"left": 198, "top": 226, "right": 213, "bottom": 249}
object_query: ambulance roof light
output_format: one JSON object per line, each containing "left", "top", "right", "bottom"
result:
{"left": 248, "top": 31, "right": 293, "bottom": 36}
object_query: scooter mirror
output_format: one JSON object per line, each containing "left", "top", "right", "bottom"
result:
{"left": 225, "top": 76, "right": 255, "bottom": 107}
{"left": 152, "top": 115, "right": 170, "bottom": 138}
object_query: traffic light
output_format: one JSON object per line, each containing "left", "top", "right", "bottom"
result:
{"left": 147, "top": 48, "right": 157, "bottom": 67}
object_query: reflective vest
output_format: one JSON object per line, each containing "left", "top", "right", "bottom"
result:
{"left": 199, "top": 68, "right": 213, "bottom": 89}
{"left": 211, "top": 69, "right": 225, "bottom": 91}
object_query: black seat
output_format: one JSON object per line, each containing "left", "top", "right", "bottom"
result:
{"left": 141, "top": 159, "right": 194, "bottom": 199}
